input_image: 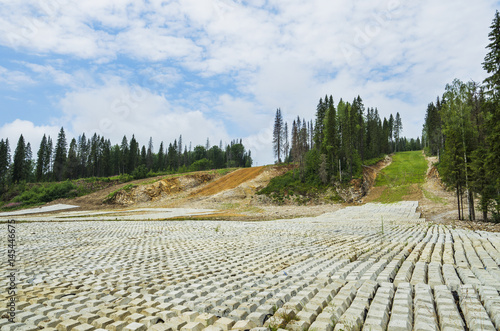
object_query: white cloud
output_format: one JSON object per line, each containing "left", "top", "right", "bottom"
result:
{"left": 0, "top": 119, "right": 60, "bottom": 154}
{"left": 22, "top": 63, "right": 75, "bottom": 86}
{"left": 58, "top": 81, "right": 230, "bottom": 151}
{"left": 0, "top": 66, "right": 35, "bottom": 88}
{"left": 0, "top": 0, "right": 497, "bottom": 165}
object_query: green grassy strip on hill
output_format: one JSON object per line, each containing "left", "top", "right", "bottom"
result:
{"left": 374, "top": 151, "right": 427, "bottom": 203}
{"left": 375, "top": 151, "right": 427, "bottom": 187}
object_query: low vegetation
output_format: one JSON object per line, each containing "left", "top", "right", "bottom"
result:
{"left": 0, "top": 181, "right": 91, "bottom": 210}
{"left": 374, "top": 151, "right": 427, "bottom": 203}
{"left": 375, "top": 151, "right": 427, "bottom": 187}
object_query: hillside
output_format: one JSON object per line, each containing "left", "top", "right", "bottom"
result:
{"left": 3, "top": 151, "right": 488, "bottom": 227}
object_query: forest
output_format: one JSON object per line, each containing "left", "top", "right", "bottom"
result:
{"left": 0, "top": 130, "right": 252, "bottom": 197}
{"left": 422, "top": 11, "right": 500, "bottom": 222}
{"left": 272, "top": 96, "right": 420, "bottom": 184}
{"left": 262, "top": 93, "right": 421, "bottom": 203}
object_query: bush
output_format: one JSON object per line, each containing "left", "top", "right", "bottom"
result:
{"left": 132, "top": 165, "right": 149, "bottom": 180}
{"left": 190, "top": 158, "right": 213, "bottom": 172}
{"left": 118, "top": 173, "right": 134, "bottom": 183}
{"left": 258, "top": 169, "right": 326, "bottom": 204}
{"left": 10, "top": 181, "right": 78, "bottom": 205}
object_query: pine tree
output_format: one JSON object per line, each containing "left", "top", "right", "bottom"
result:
{"left": 89, "top": 133, "right": 100, "bottom": 177}
{"left": 283, "top": 122, "right": 289, "bottom": 162}
{"left": 77, "top": 133, "right": 88, "bottom": 177}
{"left": 140, "top": 145, "right": 147, "bottom": 166}
{"left": 65, "top": 138, "right": 79, "bottom": 179}
{"left": 45, "top": 136, "right": 53, "bottom": 178}
{"left": 147, "top": 137, "right": 154, "bottom": 170}
{"left": 36, "top": 134, "right": 47, "bottom": 181}
{"left": 483, "top": 10, "right": 500, "bottom": 98}
{"left": 24, "top": 142, "right": 33, "bottom": 182}
{"left": 314, "top": 97, "right": 328, "bottom": 148}
{"left": 394, "top": 113, "right": 402, "bottom": 152}
{"left": 273, "top": 108, "right": 284, "bottom": 163}
{"left": 12, "top": 135, "right": 26, "bottom": 183}
{"left": 53, "top": 127, "right": 67, "bottom": 181}
{"left": 157, "top": 142, "right": 165, "bottom": 171}
{"left": 120, "top": 136, "right": 129, "bottom": 174}
{"left": 0, "top": 139, "right": 9, "bottom": 186}
{"left": 291, "top": 119, "right": 298, "bottom": 163}
{"left": 322, "top": 97, "right": 337, "bottom": 178}
{"left": 103, "top": 139, "right": 112, "bottom": 176}
{"left": 129, "top": 135, "right": 139, "bottom": 172}
{"left": 388, "top": 114, "right": 394, "bottom": 153}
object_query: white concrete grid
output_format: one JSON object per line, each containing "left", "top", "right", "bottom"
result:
{"left": 1, "top": 201, "right": 500, "bottom": 330}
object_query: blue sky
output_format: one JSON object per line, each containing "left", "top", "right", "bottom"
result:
{"left": 0, "top": 0, "right": 497, "bottom": 166}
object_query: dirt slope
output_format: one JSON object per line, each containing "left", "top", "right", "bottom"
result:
{"left": 190, "top": 166, "right": 265, "bottom": 197}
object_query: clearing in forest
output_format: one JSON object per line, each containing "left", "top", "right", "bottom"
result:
{"left": 370, "top": 151, "right": 428, "bottom": 203}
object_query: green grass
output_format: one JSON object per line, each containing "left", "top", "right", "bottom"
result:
{"left": 423, "top": 189, "right": 447, "bottom": 204}
{"left": 0, "top": 181, "right": 91, "bottom": 210}
{"left": 363, "top": 156, "right": 386, "bottom": 167}
{"left": 375, "top": 151, "right": 427, "bottom": 187}
{"left": 373, "top": 151, "right": 427, "bottom": 203}
{"left": 376, "top": 185, "right": 413, "bottom": 203}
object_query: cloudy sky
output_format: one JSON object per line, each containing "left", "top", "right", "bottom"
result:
{"left": 0, "top": 0, "right": 497, "bottom": 165}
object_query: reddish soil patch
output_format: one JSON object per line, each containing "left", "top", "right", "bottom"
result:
{"left": 189, "top": 166, "right": 265, "bottom": 197}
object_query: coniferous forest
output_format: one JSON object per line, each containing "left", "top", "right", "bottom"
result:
{"left": 0, "top": 131, "right": 252, "bottom": 208}
{"left": 272, "top": 97, "right": 420, "bottom": 184}
{"left": 422, "top": 11, "right": 500, "bottom": 222}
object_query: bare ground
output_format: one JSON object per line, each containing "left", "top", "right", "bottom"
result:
{"left": 39, "top": 156, "right": 500, "bottom": 230}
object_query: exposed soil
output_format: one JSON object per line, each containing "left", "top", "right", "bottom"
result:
{"left": 189, "top": 166, "right": 265, "bottom": 197}
{"left": 42, "top": 154, "right": 500, "bottom": 230}
{"left": 360, "top": 156, "right": 393, "bottom": 203}
{"left": 418, "top": 155, "right": 500, "bottom": 232}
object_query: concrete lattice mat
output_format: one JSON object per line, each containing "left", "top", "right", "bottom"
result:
{"left": 1, "top": 202, "right": 500, "bottom": 330}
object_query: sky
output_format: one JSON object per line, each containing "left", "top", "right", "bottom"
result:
{"left": 0, "top": 0, "right": 498, "bottom": 166}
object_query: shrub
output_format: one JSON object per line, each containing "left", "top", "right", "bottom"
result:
{"left": 132, "top": 165, "right": 149, "bottom": 180}
{"left": 190, "top": 158, "right": 213, "bottom": 172}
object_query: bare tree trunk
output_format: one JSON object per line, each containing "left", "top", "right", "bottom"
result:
{"left": 468, "top": 190, "right": 475, "bottom": 221}
{"left": 457, "top": 183, "right": 462, "bottom": 220}
{"left": 460, "top": 187, "right": 464, "bottom": 221}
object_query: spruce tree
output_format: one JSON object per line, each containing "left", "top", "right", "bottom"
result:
{"left": 53, "top": 127, "right": 67, "bottom": 181}
{"left": 394, "top": 113, "right": 402, "bottom": 152}
{"left": 66, "top": 138, "right": 79, "bottom": 179}
{"left": 12, "top": 135, "right": 26, "bottom": 183}
{"left": 147, "top": 137, "right": 154, "bottom": 170}
{"left": 0, "top": 139, "right": 8, "bottom": 185}
{"left": 129, "top": 135, "right": 139, "bottom": 172}
{"left": 24, "top": 142, "right": 33, "bottom": 181}
{"left": 313, "top": 98, "right": 327, "bottom": 148}
{"left": 483, "top": 10, "right": 500, "bottom": 98}
{"left": 45, "top": 136, "right": 52, "bottom": 178}
{"left": 283, "top": 122, "right": 289, "bottom": 162}
{"left": 77, "top": 133, "right": 88, "bottom": 177}
{"left": 120, "top": 136, "right": 129, "bottom": 174}
{"left": 36, "top": 135, "right": 47, "bottom": 181}
{"left": 273, "top": 108, "right": 284, "bottom": 163}
{"left": 157, "top": 142, "right": 164, "bottom": 171}
{"left": 322, "top": 98, "right": 337, "bottom": 178}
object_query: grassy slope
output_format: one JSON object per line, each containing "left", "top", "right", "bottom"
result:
{"left": 374, "top": 151, "right": 427, "bottom": 203}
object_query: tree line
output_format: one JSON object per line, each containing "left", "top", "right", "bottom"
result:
{"left": 273, "top": 96, "right": 420, "bottom": 183}
{"left": 0, "top": 129, "right": 252, "bottom": 188}
{"left": 422, "top": 11, "right": 500, "bottom": 222}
